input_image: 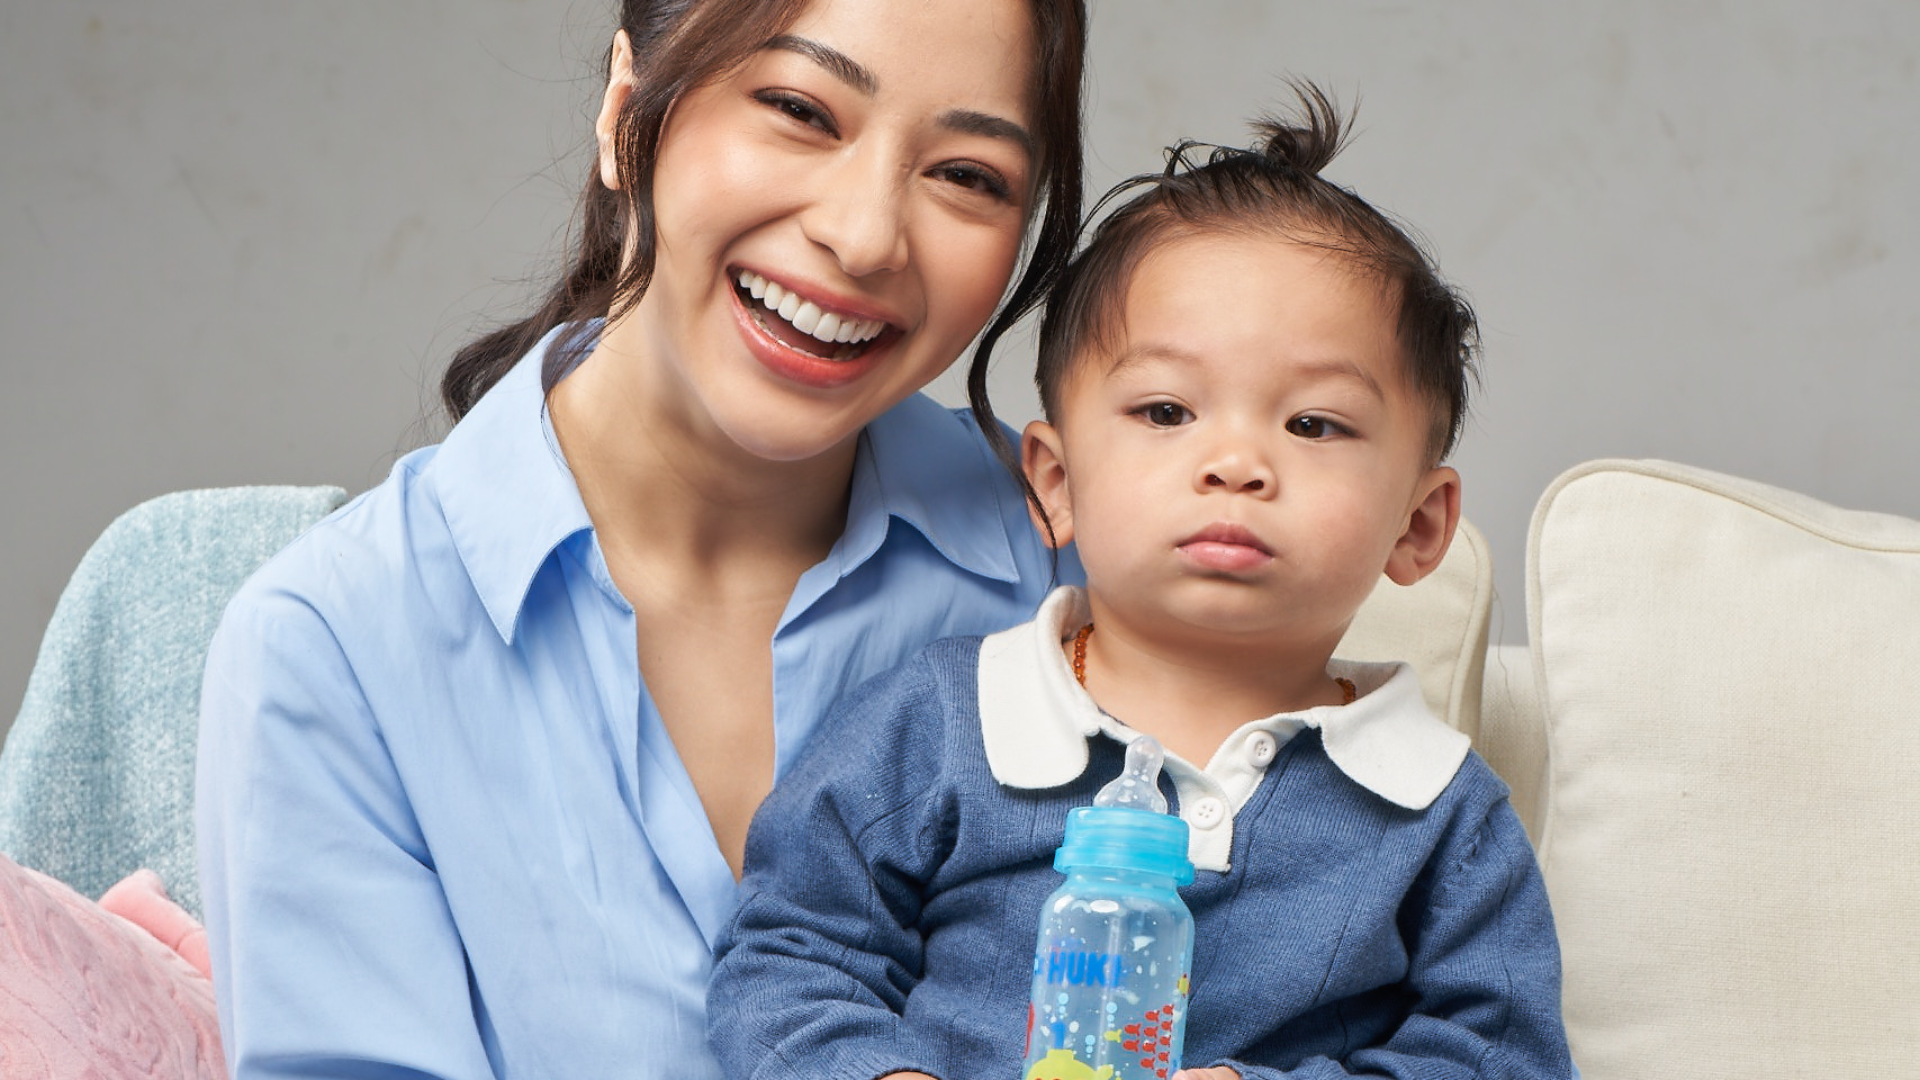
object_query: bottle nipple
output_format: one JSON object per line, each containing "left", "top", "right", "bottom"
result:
{"left": 1094, "top": 735, "right": 1169, "bottom": 815}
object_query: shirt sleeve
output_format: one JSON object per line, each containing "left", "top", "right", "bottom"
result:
{"left": 196, "top": 579, "right": 496, "bottom": 1080}
{"left": 1210, "top": 793, "right": 1573, "bottom": 1080}
{"left": 709, "top": 651, "right": 960, "bottom": 1080}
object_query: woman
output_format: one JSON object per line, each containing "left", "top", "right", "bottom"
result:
{"left": 195, "top": 0, "right": 1087, "bottom": 1076}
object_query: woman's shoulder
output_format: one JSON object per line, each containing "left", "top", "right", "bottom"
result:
{"left": 219, "top": 446, "right": 461, "bottom": 632}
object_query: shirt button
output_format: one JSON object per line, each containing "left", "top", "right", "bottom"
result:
{"left": 1188, "top": 796, "right": 1227, "bottom": 829}
{"left": 1245, "top": 732, "right": 1278, "bottom": 766}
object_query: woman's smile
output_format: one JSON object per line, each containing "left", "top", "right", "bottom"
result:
{"left": 728, "top": 268, "right": 903, "bottom": 390}
{"left": 734, "top": 269, "right": 894, "bottom": 358}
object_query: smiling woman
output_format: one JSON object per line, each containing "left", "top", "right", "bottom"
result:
{"left": 191, "top": 0, "right": 1086, "bottom": 1077}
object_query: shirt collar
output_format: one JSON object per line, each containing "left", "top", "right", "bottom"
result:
{"left": 433, "top": 324, "right": 596, "bottom": 644}
{"left": 833, "top": 393, "right": 1020, "bottom": 585}
{"left": 978, "top": 586, "right": 1471, "bottom": 811}
{"left": 432, "top": 327, "right": 1021, "bottom": 642}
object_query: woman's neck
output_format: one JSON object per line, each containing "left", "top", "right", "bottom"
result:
{"left": 547, "top": 327, "right": 850, "bottom": 881}
{"left": 547, "top": 337, "right": 855, "bottom": 595}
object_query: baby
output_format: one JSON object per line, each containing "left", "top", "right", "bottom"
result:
{"left": 709, "top": 87, "right": 1572, "bottom": 1080}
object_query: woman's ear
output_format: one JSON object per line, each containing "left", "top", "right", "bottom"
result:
{"left": 595, "top": 31, "right": 638, "bottom": 191}
{"left": 1021, "top": 420, "right": 1076, "bottom": 550}
{"left": 1383, "top": 466, "right": 1460, "bottom": 586}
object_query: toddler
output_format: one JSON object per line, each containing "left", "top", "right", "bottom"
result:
{"left": 709, "top": 87, "right": 1573, "bottom": 1080}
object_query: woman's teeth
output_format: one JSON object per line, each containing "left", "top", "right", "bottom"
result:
{"left": 737, "top": 270, "right": 886, "bottom": 347}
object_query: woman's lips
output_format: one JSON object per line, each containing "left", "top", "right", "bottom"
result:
{"left": 729, "top": 282, "right": 896, "bottom": 390}
{"left": 1178, "top": 523, "right": 1274, "bottom": 573}
{"left": 735, "top": 269, "right": 891, "bottom": 354}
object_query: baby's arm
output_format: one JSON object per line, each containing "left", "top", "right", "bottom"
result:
{"left": 1205, "top": 789, "right": 1572, "bottom": 1080}
{"left": 709, "top": 652, "right": 961, "bottom": 1080}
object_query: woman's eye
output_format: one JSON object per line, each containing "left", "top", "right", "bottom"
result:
{"left": 1140, "top": 402, "right": 1192, "bottom": 427}
{"left": 755, "top": 91, "right": 836, "bottom": 135}
{"left": 932, "top": 163, "right": 1012, "bottom": 202}
{"left": 1287, "top": 415, "right": 1344, "bottom": 440}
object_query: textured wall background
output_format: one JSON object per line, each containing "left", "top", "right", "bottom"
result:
{"left": 5, "top": 1, "right": 1917, "bottom": 739}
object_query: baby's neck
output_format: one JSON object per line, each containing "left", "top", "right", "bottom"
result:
{"left": 1071, "top": 620, "right": 1349, "bottom": 769}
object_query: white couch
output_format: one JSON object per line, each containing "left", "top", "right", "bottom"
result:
{"left": 1339, "top": 457, "right": 1920, "bottom": 1079}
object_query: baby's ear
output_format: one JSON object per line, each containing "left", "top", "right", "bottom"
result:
{"left": 1020, "top": 421, "right": 1076, "bottom": 550}
{"left": 1384, "top": 466, "right": 1460, "bottom": 586}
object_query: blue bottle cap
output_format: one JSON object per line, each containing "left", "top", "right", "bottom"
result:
{"left": 1055, "top": 805, "right": 1195, "bottom": 885}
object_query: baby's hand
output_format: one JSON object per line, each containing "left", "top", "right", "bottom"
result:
{"left": 1170, "top": 1068, "right": 1240, "bottom": 1080}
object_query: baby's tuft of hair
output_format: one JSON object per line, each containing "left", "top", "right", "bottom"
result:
{"left": 1249, "top": 83, "right": 1348, "bottom": 178}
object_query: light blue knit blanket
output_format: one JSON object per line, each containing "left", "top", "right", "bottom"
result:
{"left": 0, "top": 485, "right": 346, "bottom": 917}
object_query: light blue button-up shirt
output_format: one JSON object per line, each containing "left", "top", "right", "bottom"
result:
{"left": 196, "top": 328, "right": 1074, "bottom": 1079}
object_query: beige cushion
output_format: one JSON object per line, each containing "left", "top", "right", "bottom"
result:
{"left": 1478, "top": 643, "right": 1547, "bottom": 839}
{"left": 1337, "top": 516, "right": 1493, "bottom": 739}
{"left": 1528, "top": 458, "right": 1920, "bottom": 1079}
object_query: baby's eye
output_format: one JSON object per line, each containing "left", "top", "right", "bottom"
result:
{"left": 1286, "top": 415, "right": 1347, "bottom": 440}
{"left": 1137, "top": 402, "right": 1193, "bottom": 428}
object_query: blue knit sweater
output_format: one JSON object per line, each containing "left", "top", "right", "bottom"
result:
{"left": 709, "top": 635, "right": 1571, "bottom": 1080}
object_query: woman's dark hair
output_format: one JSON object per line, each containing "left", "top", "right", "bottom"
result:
{"left": 994, "top": 82, "right": 1479, "bottom": 542}
{"left": 440, "top": 0, "right": 1087, "bottom": 423}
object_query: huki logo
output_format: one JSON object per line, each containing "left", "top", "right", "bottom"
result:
{"left": 1036, "top": 946, "right": 1129, "bottom": 989}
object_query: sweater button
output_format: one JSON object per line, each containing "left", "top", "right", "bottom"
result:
{"left": 1188, "top": 796, "right": 1226, "bottom": 829}
{"left": 1245, "top": 731, "right": 1278, "bottom": 766}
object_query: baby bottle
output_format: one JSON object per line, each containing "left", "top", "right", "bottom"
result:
{"left": 1022, "top": 737, "right": 1195, "bottom": 1080}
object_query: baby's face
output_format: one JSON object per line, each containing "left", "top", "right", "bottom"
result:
{"left": 1024, "top": 231, "right": 1456, "bottom": 659}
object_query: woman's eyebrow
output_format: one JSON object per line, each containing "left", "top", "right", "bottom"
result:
{"left": 765, "top": 35, "right": 876, "bottom": 95}
{"left": 940, "top": 109, "right": 1035, "bottom": 159}
{"left": 763, "top": 34, "right": 1034, "bottom": 158}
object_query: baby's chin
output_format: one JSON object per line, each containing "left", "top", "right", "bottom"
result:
{"left": 1104, "top": 591, "right": 1335, "bottom": 651}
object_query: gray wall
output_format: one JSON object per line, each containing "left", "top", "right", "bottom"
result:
{"left": 5, "top": 1, "right": 1916, "bottom": 742}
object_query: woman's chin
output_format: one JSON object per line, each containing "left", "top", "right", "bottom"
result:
{"left": 717, "top": 409, "right": 868, "bottom": 466}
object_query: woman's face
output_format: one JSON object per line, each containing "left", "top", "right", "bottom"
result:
{"left": 603, "top": 0, "right": 1039, "bottom": 464}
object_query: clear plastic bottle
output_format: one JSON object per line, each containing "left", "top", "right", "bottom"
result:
{"left": 1022, "top": 737, "right": 1195, "bottom": 1080}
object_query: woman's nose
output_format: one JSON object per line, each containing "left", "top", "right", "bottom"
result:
{"left": 802, "top": 147, "right": 911, "bottom": 278}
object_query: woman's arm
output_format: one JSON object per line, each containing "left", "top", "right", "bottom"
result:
{"left": 197, "top": 583, "right": 494, "bottom": 1080}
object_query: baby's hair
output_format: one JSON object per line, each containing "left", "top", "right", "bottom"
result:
{"left": 973, "top": 81, "right": 1478, "bottom": 543}
{"left": 1050, "top": 82, "right": 1475, "bottom": 458}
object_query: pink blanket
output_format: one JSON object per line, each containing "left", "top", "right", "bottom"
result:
{"left": 0, "top": 855, "right": 223, "bottom": 1078}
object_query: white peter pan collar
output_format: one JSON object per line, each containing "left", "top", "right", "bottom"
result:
{"left": 977, "top": 586, "right": 1472, "bottom": 872}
